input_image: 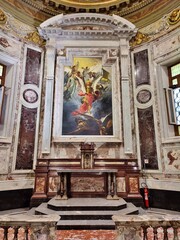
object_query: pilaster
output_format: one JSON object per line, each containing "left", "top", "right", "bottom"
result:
{"left": 42, "top": 41, "right": 56, "bottom": 153}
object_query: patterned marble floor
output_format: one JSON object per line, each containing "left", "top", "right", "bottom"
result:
{"left": 56, "top": 230, "right": 117, "bottom": 240}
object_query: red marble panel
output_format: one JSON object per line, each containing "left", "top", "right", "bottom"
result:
{"left": 129, "top": 177, "right": 139, "bottom": 193}
{"left": 16, "top": 106, "right": 37, "bottom": 169}
{"left": 71, "top": 176, "right": 104, "bottom": 192}
{"left": 24, "top": 48, "right": 41, "bottom": 86}
{"left": 56, "top": 230, "right": 116, "bottom": 240}
{"left": 138, "top": 106, "right": 158, "bottom": 169}
{"left": 36, "top": 177, "right": 46, "bottom": 193}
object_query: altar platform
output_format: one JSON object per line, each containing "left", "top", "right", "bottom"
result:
{"left": 35, "top": 197, "right": 139, "bottom": 230}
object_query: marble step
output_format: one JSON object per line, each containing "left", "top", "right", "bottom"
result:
{"left": 47, "top": 197, "right": 127, "bottom": 211}
{"left": 35, "top": 202, "right": 138, "bottom": 219}
{"left": 56, "top": 219, "right": 116, "bottom": 230}
{"left": 34, "top": 197, "right": 139, "bottom": 230}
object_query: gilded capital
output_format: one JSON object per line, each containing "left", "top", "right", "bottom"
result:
{"left": 24, "top": 31, "right": 45, "bottom": 46}
{"left": 130, "top": 31, "right": 150, "bottom": 47}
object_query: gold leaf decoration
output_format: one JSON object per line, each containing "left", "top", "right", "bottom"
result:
{"left": 168, "top": 8, "right": 180, "bottom": 25}
{"left": 0, "top": 9, "right": 7, "bottom": 25}
{"left": 130, "top": 31, "right": 150, "bottom": 47}
{"left": 24, "top": 31, "right": 45, "bottom": 46}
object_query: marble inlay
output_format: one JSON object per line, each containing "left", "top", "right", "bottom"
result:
{"left": 117, "top": 177, "right": 126, "bottom": 193}
{"left": 56, "top": 230, "right": 116, "bottom": 240}
{"left": 137, "top": 89, "right": 151, "bottom": 104}
{"left": 164, "top": 147, "right": 180, "bottom": 172}
{"left": 16, "top": 106, "right": 37, "bottom": 169}
{"left": 24, "top": 48, "right": 41, "bottom": 86}
{"left": 71, "top": 176, "right": 104, "bottom": 192}
{"left": 36, "top": 177, "right": 45, "bottom": 193}
{"left": 138, "top": 106, "right": 158, "bottom": 169}
{"left": 129, "top": 177, "right": 139, "bottom": 193}
{"left": 15, "top": 46, "right": 42, "bottom": 170}
{"left": 134, "top": 49, "right": 150, "bottom": 87}
{"left": 23, "top": 89, "right": 38, "bottom": 103}
{"left": 48, "top": 176, "right": 58, "bottom": 192}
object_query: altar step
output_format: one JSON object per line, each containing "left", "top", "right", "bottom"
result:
{"left": 34, "top": 198, "right": 138, "bottom": 230}
{"left": 35, "top": 202, "right": 138, "bottom": 220}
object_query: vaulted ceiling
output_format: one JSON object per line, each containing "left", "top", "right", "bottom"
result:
{"left": 0, "top": 0, "right": 179, "bottom": 28}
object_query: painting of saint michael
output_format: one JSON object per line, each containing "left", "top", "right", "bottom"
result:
{"left": 62, "top": 57, "right": 113, "bottom": 136}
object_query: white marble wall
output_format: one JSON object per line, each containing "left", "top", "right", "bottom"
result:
{"left": 132, "top": 26, "right": 180, "bottom": 190}
{"left": 0, "top": 8, "right": 38, "bottom": 190}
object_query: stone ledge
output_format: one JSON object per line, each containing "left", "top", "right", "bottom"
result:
{"left": 0, "top": 179, "right": 34, "bottom": 191}
{"left": 0, "top": 213, "right": 60, "bottom": 224}
{"left": 112, "top": 214, "right": 180, "bottom": 224}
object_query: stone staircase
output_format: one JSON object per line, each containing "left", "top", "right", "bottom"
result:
{"left": 34, "top": 197, "right": 139, "bottom": 230}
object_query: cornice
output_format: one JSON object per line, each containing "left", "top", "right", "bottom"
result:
{"left": 38, "top": 13, "right": 137, "bottom": 41}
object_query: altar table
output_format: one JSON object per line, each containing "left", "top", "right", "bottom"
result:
{"left": 56, "top": 169, "right": 119, "bottom": 200}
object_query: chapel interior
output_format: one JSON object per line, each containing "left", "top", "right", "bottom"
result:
{"left": 0, "top": 0, "right": 179, "bottom": 238}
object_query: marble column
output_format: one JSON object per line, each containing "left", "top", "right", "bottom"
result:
{"left": 42, "top": 41, "right": 56, "bottom": 153}
{"left": 120, "top": 38, "right": 133, "bottom": 154}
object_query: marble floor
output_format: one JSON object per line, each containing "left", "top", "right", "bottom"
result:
{"left": 56, "top": 229, "right": 117, "bottom": 240}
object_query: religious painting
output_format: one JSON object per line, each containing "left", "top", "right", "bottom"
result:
{"left": 62, "top": 57, "right": 113, "bottom": 136}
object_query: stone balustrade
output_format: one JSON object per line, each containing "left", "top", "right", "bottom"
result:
{"left": 0, "top": 213, "right": 60, "bottom": 240}
{"left": 112, "top": 214, "right": 180, "bottom": 240}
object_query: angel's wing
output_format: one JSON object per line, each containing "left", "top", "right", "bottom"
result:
{"left": 92, "top": 75, "right": 102, "bottom": 92}
{"left": 76, "top": 75, "right": 86, "bottom": 93}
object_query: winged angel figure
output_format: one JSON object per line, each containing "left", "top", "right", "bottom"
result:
{"left": 63, "top": 59, "right": 113, "bottom": 135}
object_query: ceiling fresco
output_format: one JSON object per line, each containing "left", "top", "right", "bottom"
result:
{"left": 0, "top": 0, "right": 179, "bottom": 28}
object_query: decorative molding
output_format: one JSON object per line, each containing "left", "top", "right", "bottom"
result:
{"left": 134, "top": 85, "right": 154, "bottom": 109}
{"left": 21, "top": 84, "right": 40, "bottom": 109}
{"left": 38, "top": 13, "right": 137, "bottom": 41}
{"left": 20, "top": 0, "right": 154, "bottom": 17}
{"left": 24, "top": 31, "right": 45, "bottom": 46}
{"left": 130, "top": 31, "right": 150, "bottom": 47}
{"left": 168, "top": 8, "right": 180, "bottom": 25}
